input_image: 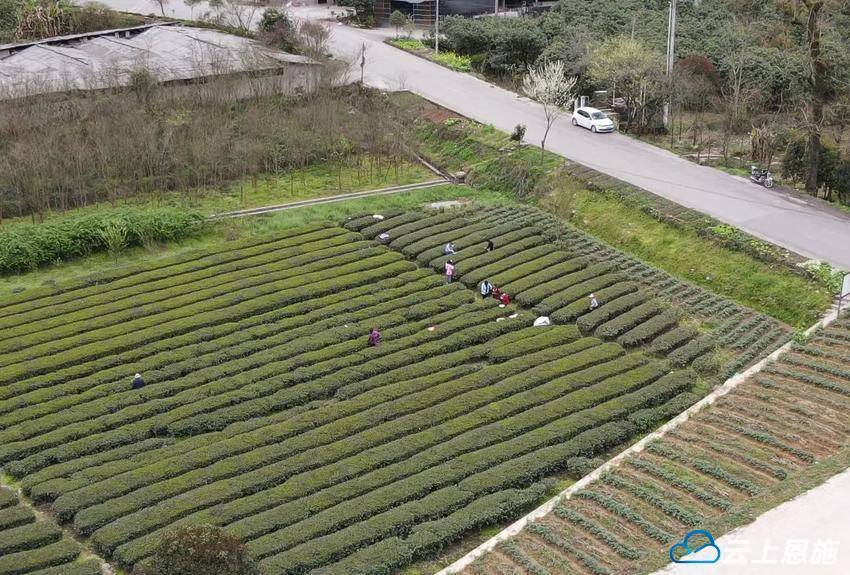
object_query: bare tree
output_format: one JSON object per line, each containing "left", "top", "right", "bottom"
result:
{"left": 358, "top": 42, "right": 367, "bottom": 84}
{"left": 150, "top": 0, "right": 169, "bottom": 17}
{"left": 799, "top": 0, "right": 828, "bottom": 196}
{"left": 184, "top": 0, "right": 202, "bottom": 19}
{"left": 522, "top": 60, "right": 577, "bottom": 158}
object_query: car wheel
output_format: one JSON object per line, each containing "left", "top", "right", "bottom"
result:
{"left": 571, "top": 118, "right": 578, "bottom": 126}
{"left": 591, "top": 125, "right": 597, "bottom": 133}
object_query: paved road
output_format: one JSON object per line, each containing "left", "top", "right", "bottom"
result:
{"left": 656, "top": 465, "right": 850, "bottom": 574}
{"left": 326, "top": 24, "right": 850, "bottom": 270}
{"left": 74, "top": 0, "right": 850, "bottom": 268}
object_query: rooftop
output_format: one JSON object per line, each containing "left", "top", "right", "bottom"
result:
{"left": 0, "top": 23, "right": 315, "bottom": 99}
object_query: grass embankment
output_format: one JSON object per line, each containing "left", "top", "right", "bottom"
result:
{"left": 1, "top": 156, "right": 434, "bottom": 229}
{"left": 544, "top": 185, "right": 831, "bottom": 328}
{"left": 0, "top": 184, "right": 510, "bottom": 298}
{"left": 410, "top": 107, "right": 834, "bottom": 328}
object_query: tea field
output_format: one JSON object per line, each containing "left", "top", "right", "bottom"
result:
{"left": 0, "top": 486, "right": 100, "bottom": 575}
{"left": 0, "top": 204, "right": 799, "bottom": 574}
{"left": 464, "top": 315, "right": 850, "bottom": 575}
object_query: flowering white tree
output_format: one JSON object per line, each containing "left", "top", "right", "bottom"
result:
{"left": 522, "top": 60, "right": 577, "bottom": 157}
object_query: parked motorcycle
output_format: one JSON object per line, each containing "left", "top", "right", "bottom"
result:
{"left": 750, "top": 166, "right": 775, "bottom": 188}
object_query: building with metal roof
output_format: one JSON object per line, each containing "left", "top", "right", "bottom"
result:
{"left": 0, "top": 23, "right": 318, "bottom": 100}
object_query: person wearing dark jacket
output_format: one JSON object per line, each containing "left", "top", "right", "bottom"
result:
{"left": 132, "top": 373, "right": 145, "bottom": 390}
{"left": 486, "top": 240, "right": 494, "bottom": 252}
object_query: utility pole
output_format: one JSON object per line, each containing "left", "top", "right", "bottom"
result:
{"left": 435, "top": 0, "right": 440, "bottom": 53}
{"left": 663, "top": 0, "right": 677, "bottom": 129}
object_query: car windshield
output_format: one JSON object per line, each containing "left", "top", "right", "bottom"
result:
{"left": 591, "top": 112, "right": 606, "bottom": 120}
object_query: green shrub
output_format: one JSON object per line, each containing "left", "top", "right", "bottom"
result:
{"left": 0, "top": 208, "right": 203, "bottom": 274}
{"left": 0, "top": 538, "right": 81, "bottom": 575}
{"left": 0, "top": 521, "right": 62, "bottom": 555}
{"left": 134, "top": 524, "right": 258, "bottom": 575}
{"left": 647, "top": 326, "right": 698, "bottom": 355}
{"left": 432, "top": 51, "right": 472, "bottom": 72}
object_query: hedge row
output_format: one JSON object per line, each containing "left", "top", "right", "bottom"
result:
{"left": 595, "top": 301, "right": 664, "bottom": 340}
{"left": 0, "top": 521, "right": 63, "bottom": 555}
{"left": 343, "top": 210, "right": 405, "bottom": 232}
{"left": 515, "top": 262, "right": 617, "bottom": 307}
{"left": 25, "top": 438, "right": 175, "bottom": 501}
{"left": 8, "top": 299, "right": 502, "bottom": 474}
{"left": 434, "top": 226, "right": 545, "bottom": 273}
{"left": 668, "top": 335, "right": 718, "bottom": 367}
{"left": 69, "top": 361, "right": 488, "bottom": 530}
{"left": 0, "top": 223, "right": 332, "bottom": 321}
{"left": 156, "top": 303, "right": 516, "bottom": 434}
{"left": 647, "top": 326, "right": 699, "bottom": 355}
{"left": 487, "top": 325, "right": 581, "bottom": 362}
{"left": 496, "top": 258, "right": 587, "bottom": 300}
{"left": 549, "top": 281, "right": 638, "bottom": 324}
{"left": 489, "top": 252, "right": 577, "bottom": 288}
{"left": 400, "top": 220, "right": 496, "bottom": 259}
{"left": 111, "top": 367, "right": 687, "bottom": 566}
{"left": 628, "top": 391, "right": 699, "bottom": 431}
{"left": 1, "top": 281, "right": 460, "bottom": 444}
{"left": 255, "top": 421, "right": 638, "bottom": 575}
{"left": 599, "top": 472, "right": 702, "bottom": 527}
{"left": 628, "top": 459, "right": 732, "bottom": 510}
{"left": 0, "top": 233, "right": 364, "bottom": 356}
{"left": 0, "top": 226, "right": 350, "bottom": 337}
{"left": 415, "top": 221, "right": 532, "bottom": 267}
{"left": 0, "top": 505, "right": 35, "bottom": 530}
{"left": 0, "top": 269, "right": 436, "bottom": 422}
{"left": 388, "top": 217, "right": 470, "bottom": 251}
{"left": 0, "top": 246, "right": 398, "bottom": 370}
{"left": 310, "top": 483, "right": 549, "bottom": 575}
{"left": 0, "top": 256, "right": 416, "bottom": 388}
{"left": 357, "top": 212, "right": 420, "bottom": 238}
{"left": 617, "top": 308, "right": 681, "bottom": 348}
{"left": 0, "top": 255, "right": 413, "bottom": 398}
{"left": 27, "top": 560, "right": 103, "bottom": 575}
{"left": 29, "top": 403, "right": 322, "bottom": 504}
{"left": 0, "top": 538, "right": 82, "bottom": 575}
{"left": 577, "top": 292, "right": 648, "bottom": 333}
{"left": 457, "top": 243, "right": 552, "bottom": 287}
{"left": 86, "top": 338, "right": 624, "bottom": 549}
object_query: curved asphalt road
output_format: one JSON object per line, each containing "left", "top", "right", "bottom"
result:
{"left": 71, "top": 0, "right": 850, "bottom": 268}
{"left": 326, "top": 23, "right": 850, "bottom": 269}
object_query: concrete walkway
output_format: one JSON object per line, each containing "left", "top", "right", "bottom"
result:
{"left": 657, "top": 466, "right": 850, "bottom": 574}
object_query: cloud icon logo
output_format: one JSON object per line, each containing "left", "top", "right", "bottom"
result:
{"left": 669, "top": 530, "right": 721, "bottom": 564}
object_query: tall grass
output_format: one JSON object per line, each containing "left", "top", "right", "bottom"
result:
{"left": 0, "top": 208, "right": 203, "bottom": 274}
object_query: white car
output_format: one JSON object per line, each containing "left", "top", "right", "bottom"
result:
{"left": 571, "top": 106, "right": 615, "bottom": 133}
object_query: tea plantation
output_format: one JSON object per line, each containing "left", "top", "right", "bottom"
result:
{"left": 465, "top": 314, "right": 850, "bottom": 575}
{"left": 0, "top": 205, "right": 795, "bottom": 574}
{"left": 0, "top": 486, "right": 100, "bottom": 575}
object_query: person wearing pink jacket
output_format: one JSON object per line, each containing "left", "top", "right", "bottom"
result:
{"left": 445, "top": 260, "right": 455, "bottom": 284}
